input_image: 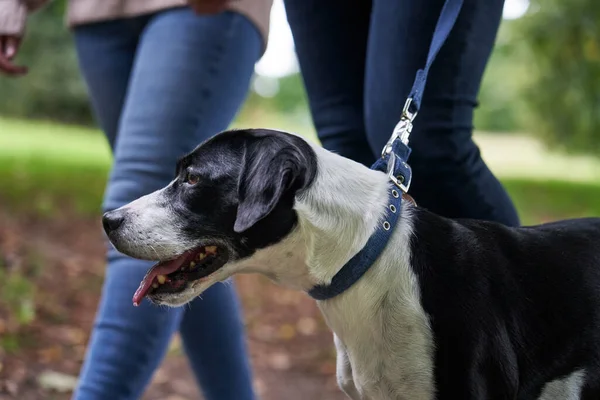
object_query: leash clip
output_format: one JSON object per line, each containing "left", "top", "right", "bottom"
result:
{"left": 381, "top": 98, "right": 417, "bottom": 158}
{"left": 381, "top": 98, "right": 415, "bottom": 193}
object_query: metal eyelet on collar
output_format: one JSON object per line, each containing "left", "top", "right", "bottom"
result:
{"left": 383, "top": 221, "right": 391, "bottom": 230}
{"left": 389, "top": 205, "right": 396, "bottom": 213}
{"left": 391, "top": 189, "right": 399, "bottom": 198}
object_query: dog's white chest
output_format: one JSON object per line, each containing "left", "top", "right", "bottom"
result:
{"left": 318, "top": 263, "right": 436, "bottom": 400}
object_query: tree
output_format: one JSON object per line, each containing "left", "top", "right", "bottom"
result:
{"left": 474, "top": 20, "right": 528, "bottom": 134}
{"left": 0, "top": 0, "right": 93, "bottom": 124}
{"left": 515, "top": 0, "right": 600, "bottom": 155}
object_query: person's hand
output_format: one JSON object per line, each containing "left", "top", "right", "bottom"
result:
{"left": 188, "top": 0, "right": 229, "bottom": 15}
{"left": 0, "top": 35, "right": 27, "bottom": 76}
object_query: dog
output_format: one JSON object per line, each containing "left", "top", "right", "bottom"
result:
{"left": 102, "top": 128, "right": 600, "bottom": 399}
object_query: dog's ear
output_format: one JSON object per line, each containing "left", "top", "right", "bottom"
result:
{"left": 234, "top": 137, "right": 315, "bottom": 233}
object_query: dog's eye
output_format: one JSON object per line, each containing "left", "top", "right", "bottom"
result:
{"left": 185, "top": 172, "right": 200, "bottom": 186}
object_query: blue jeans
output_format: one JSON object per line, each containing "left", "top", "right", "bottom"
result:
{"left": 284, "top": 0, "right": 520, "bottom": 225}
{"left": 73, "top": 9, "right": 260, "bottom": 400}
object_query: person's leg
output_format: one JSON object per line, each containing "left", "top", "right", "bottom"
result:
{"left": 365, "top": 0, "right": 520, "bottom": 225}
{"left": 283, "top": 0, "right": 374, "bottom": 166}
{"left": 137, "top": 10, "right": 261, "bottom": 400}
{"left": 178, "top": 282, "right": 254, "bottom": 400}
{"left": 74, "top": 18, "right": 141, "bottom": 150}
{"left": 74, "top": 18, "right": 185, "bottom": 399}
{"left": 73, "top": 9, "right": 260, "bottom": 400}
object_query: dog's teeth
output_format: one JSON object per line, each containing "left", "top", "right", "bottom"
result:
{"left": 189, "top": 261, "right": 196, "bottom": 268}
{"left": 152, "top": 283, "right": 159, "bottom": 289}
{"left": 197, "top": 253, "right": 206, "bottom": 261}
{"left": 205, "top": 246, "right": 217, "bottom": 255}
{"left": 157, "top": 275, "right": 167, "bottom": 284}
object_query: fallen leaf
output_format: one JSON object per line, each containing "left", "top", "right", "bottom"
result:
{"left": 278, "top": 324, "right": 296, "bottom": 340}
{"left": 296, "top": 317, "right": 318, "bottom": 336}
{"left": 38, "top": 345, "right": 63, "bottom": 364}
{"left": 268, "top": 352, "right": 291, "bottom": 370}
{"left": 37, "top": 370, "right": 78, "bottom": 393}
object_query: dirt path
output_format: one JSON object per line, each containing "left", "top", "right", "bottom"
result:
{"left": 0, "top": 208, "right": 346, "bottom": 400}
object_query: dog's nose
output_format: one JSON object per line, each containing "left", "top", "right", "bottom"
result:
{"left": 103, "top": 211, "right": 125, "bottom": 234}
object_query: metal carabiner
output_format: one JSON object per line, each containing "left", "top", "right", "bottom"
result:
{"left": 381, "top": 98, "right": 418, "bottom": 159}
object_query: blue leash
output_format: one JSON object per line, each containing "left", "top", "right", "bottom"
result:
{"left": 308, "top": 0, "right": 464, "bottom": 301}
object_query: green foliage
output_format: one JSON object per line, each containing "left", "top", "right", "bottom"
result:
{"left": 265, "top": 73, "right": 308, "bottom": 114}
{"left": 474, "top": 21, "right": 528, "bottom": 133}
{"left": 244, "top": 73, "right": 309, "bottom": 115}
{"left": 0, "top": 0, "right": 93, "bottom": 124}
{"left": 0, "top": 266, "right": 36, "bottom": 332}
{"left": 514, "top": 0, "right": 600, "bottom": 154}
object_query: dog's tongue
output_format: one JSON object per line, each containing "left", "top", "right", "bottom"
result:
{"left": 132, "top": 258, "right": 183, "bottom": 306}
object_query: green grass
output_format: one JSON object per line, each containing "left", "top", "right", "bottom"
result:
{"left": 0, "top": 117, "right": 111, "bottom": 167}
{"left": 0, "top": 117, "right": 111, "bottom": 215}
{"left": 474, "top": 133, "right": 600, "bottom": 183}
{"left": 1, "top": 116, "right": 600, "bottom": 224}
{"left": 503, "top": 179, "right": 600, "bottom": 225}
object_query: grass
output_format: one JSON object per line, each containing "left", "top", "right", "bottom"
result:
{"left": 0, "top": 117, "right": 110, "bottom": 215}
{"left": 1, "top": 116, "right": 600, "bottom": 224}
{"left": 474, "top": 133, "right": 600, "bottom": 183}
{"left": 0, "top": 117, "right": 111, "bottom": 167}
{"left": 503, "top": 179, "right": 600, "bottom": 225}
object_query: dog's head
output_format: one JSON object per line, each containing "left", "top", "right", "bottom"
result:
{"left": 103, "top": 129, "right": 318, "bottom": 306}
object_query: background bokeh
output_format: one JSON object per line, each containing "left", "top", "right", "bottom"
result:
{"left": 1, "top": 0, "right": 599, "bottom": 398}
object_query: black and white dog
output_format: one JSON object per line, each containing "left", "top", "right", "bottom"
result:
{"left": 103, "top": 128, "right": 600, "bottom": 400}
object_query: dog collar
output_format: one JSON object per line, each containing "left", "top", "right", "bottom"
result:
{"left": 307, "top": 137, "right": 412, "bottom": 301}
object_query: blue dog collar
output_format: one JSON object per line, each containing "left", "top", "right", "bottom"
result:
{"left": 307, "top": 138, "right": 411, "bottom": 301}
{"left": 307, "top": 183, "right": 404, "bottom": 300}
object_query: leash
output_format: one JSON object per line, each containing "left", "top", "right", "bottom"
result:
{"left": 308, "top": 0, "right": 464, "bottom": 300}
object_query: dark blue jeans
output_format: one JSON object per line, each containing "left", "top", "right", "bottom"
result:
{"left": 284, "top": 0, "right": 520, "bottom": 225}
{"left": 73, "top": 9, "right": 260, "bottom": 400}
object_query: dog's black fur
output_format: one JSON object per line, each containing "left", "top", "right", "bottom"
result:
{"left": 411, "top": 210, "right": 600, "bottom": 399}
{"left": 105, "top": 128, "right": 600, "bottom": 399}
{"left": 169, "top": 129, "right": 317, "bottom": 258}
